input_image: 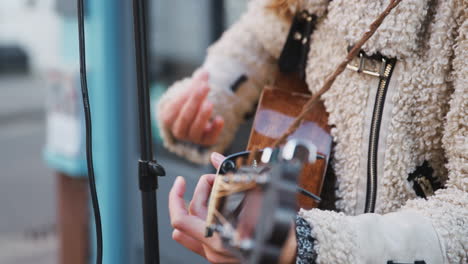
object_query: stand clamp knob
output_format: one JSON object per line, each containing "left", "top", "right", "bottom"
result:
{"left": 139, "top": 160, "right": 166, "bottom": 191}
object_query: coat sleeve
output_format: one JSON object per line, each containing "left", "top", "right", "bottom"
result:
{"left": 298, "top": 12, "right": 468, "bottom": 264}
{"left": 156, "top": 0, "right": 278, "bottom": 164}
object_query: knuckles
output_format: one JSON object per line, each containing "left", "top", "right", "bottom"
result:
{"left": 180, "top": 113, "right": 194, "bottom": 125}
{"left": 188, "top": 201, "right": 197, "bottom": 216}
{"left": 187, "top": 129, "right": 202, "bottom": 144}
{"left": 172, "top": 127, "right": 186, "bottom": 140}
{"left": 162, "top": 116, "right": 173, "bottom": 128}
{"left": 212, "top": 244, "right": 225, "bottom": 255}
{"left": 200, "top": 174, "right": 210, "bottom": 182}
{"left": 206, "top": 256, "right": 223, "bottom": 264}
{"left": 199, "top": 174, "right": 215, "bottom": 190}
{"left": 205, "top": 251, "right": 237, "bottom": 264}
{"left": 170, "top": 216, "right": 184, "bottom": 231}
{"left": 204, "top": 240, "right": 227, "bottom": 256}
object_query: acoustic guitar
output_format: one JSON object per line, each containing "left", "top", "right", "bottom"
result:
{"left": 201, "top": 0, "right": 402, "bottom": 260}
{"left": 204, "top": 71, "right": 332, "bottom": 263}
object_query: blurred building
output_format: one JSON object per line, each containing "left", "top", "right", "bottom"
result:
{"left": 150, "top": 0, "right": 247, "bottom": 84}
{"left": 0, "top": 0, "right": 60, "bottom": 72}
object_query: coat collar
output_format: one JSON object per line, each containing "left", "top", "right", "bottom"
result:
{"left": 249, "top": 0, "right": 331, "bottom": 59}
{"left": 326, "top": 0, "right": 433, "bottom": 59}
{"left": 252, "top": 0, "right": 432, "bottom": 59}
{"left": 291, "top": 0, "right": 330, "bottom": 17}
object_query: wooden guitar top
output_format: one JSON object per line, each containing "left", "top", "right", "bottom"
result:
{"left": 247, "top": 73, "right": 332, "bottom": 209}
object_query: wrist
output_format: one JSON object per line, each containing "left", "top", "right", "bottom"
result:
{"left": 279, "top": 224, "right": 297, "bottom": 264}
{"left": 295, "top": 216, "right": 317, "bottom": 264}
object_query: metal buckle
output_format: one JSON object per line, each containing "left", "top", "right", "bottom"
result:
{"left": 300, "top": 10, "right": 313, "bottom": 22}
{"left": 346, "top": 52, "right": 387, "bottom": 78}
{"left": 292, "top": 11, "right": 314, "bottom": 45}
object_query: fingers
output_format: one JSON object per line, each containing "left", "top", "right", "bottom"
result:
{"left": 168, "top": 176, "right": 189, "bottom": 227}
{"left": 160, "top": 69, "right": 225, "bottom": 147}
{"left": 173, "top": 230, "right": 239, "bottom": 264}
{"left": 172, "top": 229, "right": 206, "bottom": 257}
{"left": 279, "top": 225, "right": 297, "bottom": 264}
{"left": 160, "top": 72, "right": 208, "bottom": 130}
{"left": 201, "top": 116, "right": 225, "bottom": 146}
{"left": 189, "top": 174, "right": 216, "bottom": 217}
{"left": 168, "top": 177, "right": 211, "bottom": 244}
{"left": 169, "top": 175, "right": 239, "bottom": 262}
{"left": 168, "top": 176, "right": 208, "bottom": 237}
{"left": 171, "top": 212, "right": 234, "bottom": 259}
{"left": 172, "top": 78, "right": 210, "bottom": 140}
{"left": 160, "top": 91, "right": 191, "bottom": 130}
{"left": 204, "top": 249, "right": 240, "bottom": 264}
{"left": 174, "top": 228, "right": 239, "bottom": 264}
{"left": 188, "top": 101, "right": 213, "bottom": 144}
{"left": 210, "top": 152, "right": 225, "bottom": 170}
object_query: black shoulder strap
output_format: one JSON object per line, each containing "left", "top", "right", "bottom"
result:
{"left": 278, "top": 10, "right": 317, "bottom": 79}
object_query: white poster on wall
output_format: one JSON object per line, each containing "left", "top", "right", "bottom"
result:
{"left": 44, "top": 68, "right": 84, "bottom": 160}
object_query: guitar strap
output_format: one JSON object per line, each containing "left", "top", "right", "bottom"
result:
{"left": 275, "top": 10, "right": 338, "bottom": 211}
{"left": 278, "top": 10, "right": 317, "bottom": 79}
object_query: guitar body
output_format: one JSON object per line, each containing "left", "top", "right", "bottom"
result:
{"left": 204, "top": 73, "right": 333, "bottom": 263}
{"left": 247, "top": 73, "right": 332, "bottom": 209}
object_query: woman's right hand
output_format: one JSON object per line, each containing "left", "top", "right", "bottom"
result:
{"left": 160, "top": 71, "right": 225, "bottom": 146}
{"left": 169, "top": 153, "right": 239, "bottom": 263}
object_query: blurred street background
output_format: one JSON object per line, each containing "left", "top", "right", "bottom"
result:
{"left": 0, "top": 75, "right": 55, "bottom": 264}
{"left": 0, "top": 0, "right": 249, "bottom": 263}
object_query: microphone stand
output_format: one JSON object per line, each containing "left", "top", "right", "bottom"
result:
{"left": 132, "top": 0, "right": 166, "bottom": 264}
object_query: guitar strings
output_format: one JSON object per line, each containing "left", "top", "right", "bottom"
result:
{"left": 213, "top": 173, "right": 258, "bottom": 199}
{"left": 208, "top": 160, "right": 258, "bottom": 234}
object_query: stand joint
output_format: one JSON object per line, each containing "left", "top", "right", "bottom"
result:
{"left": 138, "top": 160, "right": 166, "bottom": 191}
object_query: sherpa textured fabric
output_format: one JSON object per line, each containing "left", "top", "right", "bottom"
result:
{"left": 157, "top": 0, "right": 467, "bottom": 263}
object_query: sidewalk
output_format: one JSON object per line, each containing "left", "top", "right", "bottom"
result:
{"left": 0, "top": 74, "right": 57, "bottom": 264}
{"left": 0, "top": 232, "right": 57, "bottom": 264}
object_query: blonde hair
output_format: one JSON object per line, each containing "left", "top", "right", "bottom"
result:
{"left": 267, "top": 0, "right": 296, "bottom": 19}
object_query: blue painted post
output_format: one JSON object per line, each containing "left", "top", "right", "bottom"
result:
{"left": 86, "top": 0, "right": 143, "bottom": 263}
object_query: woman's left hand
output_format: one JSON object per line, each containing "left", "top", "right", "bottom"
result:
{"left": 168, "top": 153, "right": 239, "bottom": 263}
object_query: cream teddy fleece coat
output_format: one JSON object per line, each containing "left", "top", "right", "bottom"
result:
{"left": 157, "top": 0, "right": 467, "bottom": 263}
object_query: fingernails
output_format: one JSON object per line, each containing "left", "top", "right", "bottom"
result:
{"left": 174, "top": 176, "right": 183, "bottom": 186}
{"left": 211, "top": 152, "right": 224, "bottom": 164}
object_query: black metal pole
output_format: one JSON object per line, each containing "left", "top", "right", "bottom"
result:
{"left": 77, "top": 0, "right": 103, "bottom": 263}
{"left": 132, "top": 0, "right": 165, "bottom": 264}
{"left": 210, "top": 0, "right": 225, "bottom": 42}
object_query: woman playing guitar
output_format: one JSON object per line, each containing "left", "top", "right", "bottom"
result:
{"left": 158, "top": 0, "right": 467, "bottom": 263}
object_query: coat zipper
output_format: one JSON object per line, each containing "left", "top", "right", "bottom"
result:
{"left": 364, "top": 58, "right": 397, "bottom": 213}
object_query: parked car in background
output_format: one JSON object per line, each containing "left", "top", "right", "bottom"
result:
{"left": 0, "top": 45, "right": 30, "bottom": 74}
